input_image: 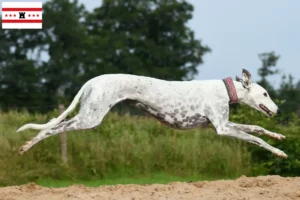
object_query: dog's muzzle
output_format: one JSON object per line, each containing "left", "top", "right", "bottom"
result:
{"left": 259, "top": 104, "right": 273, "bottom": 116}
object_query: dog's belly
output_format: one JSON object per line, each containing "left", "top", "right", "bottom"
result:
{"left": 126, "top": 100, "right": 210, "bottom": 130}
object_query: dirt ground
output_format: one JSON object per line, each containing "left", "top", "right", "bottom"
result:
{"left": 1, "top": 175, "right": 300, "bottom": 200}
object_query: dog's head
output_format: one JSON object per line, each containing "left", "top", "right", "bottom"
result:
{"left": 236, "top": 69, "right": 280, "bottom": 117}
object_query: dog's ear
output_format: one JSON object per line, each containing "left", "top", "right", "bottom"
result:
{"left": 241, "top": 69, "right": 252, "bottom": 89}
{"left": 236, "top": 76, "right": 242, "bottom": 82}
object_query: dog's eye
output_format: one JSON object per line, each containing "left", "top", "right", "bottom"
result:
{"left": 263, "top": 92, "right": 268, "bottom": 97}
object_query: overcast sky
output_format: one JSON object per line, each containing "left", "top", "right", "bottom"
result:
{"left": 3, "top": 0, "right": 299, "bottom": 88}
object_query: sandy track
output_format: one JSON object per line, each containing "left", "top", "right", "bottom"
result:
{"left": 1, "top": 175, "right": 300, "bottom": 200}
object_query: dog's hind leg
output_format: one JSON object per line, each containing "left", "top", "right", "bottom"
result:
{"left": 19, "top": 111, "right": 108, "bottom": 155}
{"left": 215, "top": 124, "right": 288, "bottom": 158}
{"left": 228, "top": 122, "right": 286, "bottom": 140}
{"left": 18, "top": 114, "right": 97, "bottom": 154}
{"left": 18, "top": 91, "right": 126, "bottom": 155}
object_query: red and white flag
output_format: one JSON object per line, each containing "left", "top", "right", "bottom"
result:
{"left": 2, "top": 2, "right": 42, "bottom": 29}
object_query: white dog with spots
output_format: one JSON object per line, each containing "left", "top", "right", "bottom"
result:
{"left": 17, "top": 69, "right": 287, "bottom": 158}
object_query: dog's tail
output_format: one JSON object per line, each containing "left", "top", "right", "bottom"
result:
{"left": 16, "top": 83, "right": 87, "bottom": 132}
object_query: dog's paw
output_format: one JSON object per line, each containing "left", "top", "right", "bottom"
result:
{"left": 18, "top": 140, "right": 33, "bottom": 155}
{"left": 273, "top": 149, "right": 288, "bottom": 159}
{"left": 18, "top": 148, "right": 25, "bottom": 155}
{"left": 18, "top": 146, "right": 26, "bottom": 155}
{"left": 272, "top": 133, "right": 286, "bottom": 140}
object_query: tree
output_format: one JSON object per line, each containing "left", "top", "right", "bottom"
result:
{"left": 258, "top": 52, "right": 280, "bottom": 79}
{"left": 36, "top": 0, "right": 89, "bottom": 104}
{"left": 0, "top": 0, "right": 210, "bottom": 112}
{"left": 0, "top": 0, "right": 89, "bottom": 111}
{"left": 257, "top": 51, "right": 280, "bottom": 98}
{"left": 278, "top": 74, "right": 300, "bottom": 115}
{"left": 0, "top": 29, "right": 44, "bottom": 111}
{"left": 84, "top": 0, "right": 210, "bottom": 81}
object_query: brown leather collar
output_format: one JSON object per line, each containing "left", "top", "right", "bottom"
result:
{"left": 222, "top": 77, "right": 238, "bottom": 104}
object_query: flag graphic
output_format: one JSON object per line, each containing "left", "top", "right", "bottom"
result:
{"left": 2, "top": 2, "right": 42, "bottom": 29}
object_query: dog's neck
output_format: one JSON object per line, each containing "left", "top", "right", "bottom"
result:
{"left": 233, "top": 81, "right": 248, "bottom": 103}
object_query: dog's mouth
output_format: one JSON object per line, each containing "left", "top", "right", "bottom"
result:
{"left": 259, "top": 104, "right": 273, "bottom": 117}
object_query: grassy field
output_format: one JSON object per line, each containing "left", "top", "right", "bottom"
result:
{"left": 0, "top": 110, "right": 253, "bottom": 186}
{"left": 0, "top": 107, "right": 299, "bottom": 187}
{"left": 35, "top": 173, "right": 219, "bottom": 188}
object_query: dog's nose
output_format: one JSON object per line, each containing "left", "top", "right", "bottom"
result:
{"left": 277, "top": 109, "right": 281, "bottom": 115}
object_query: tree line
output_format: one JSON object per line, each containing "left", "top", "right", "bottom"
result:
{"left": 0, "top": 0, "right": 299, "bottom": 117}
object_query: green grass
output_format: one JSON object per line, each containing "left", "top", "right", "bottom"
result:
{"left": 0, "top": 110, "right": 252, "bottom": 186}
{"left": 35, "top": 173, "right": 219, "bottom": 188}
{"left": 1, "top": 107, "right": 299, "bottom": 187}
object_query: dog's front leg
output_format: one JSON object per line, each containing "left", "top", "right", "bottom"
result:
{"left": 228, "top": 122, "right": 286, "bottom": 140}
{"left": 215, "top": 124, "right": 288, "bottom": 158}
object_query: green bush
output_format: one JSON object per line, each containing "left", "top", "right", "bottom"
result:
{"left": 230, "top": 103, "right": 300, "bottom": 177}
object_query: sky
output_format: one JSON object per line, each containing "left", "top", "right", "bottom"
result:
{"left": 2, "top": 0, "right": 300, "bottom": 88}
{"left": 188, "top": 0, "right": 300, "bottom": 88}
